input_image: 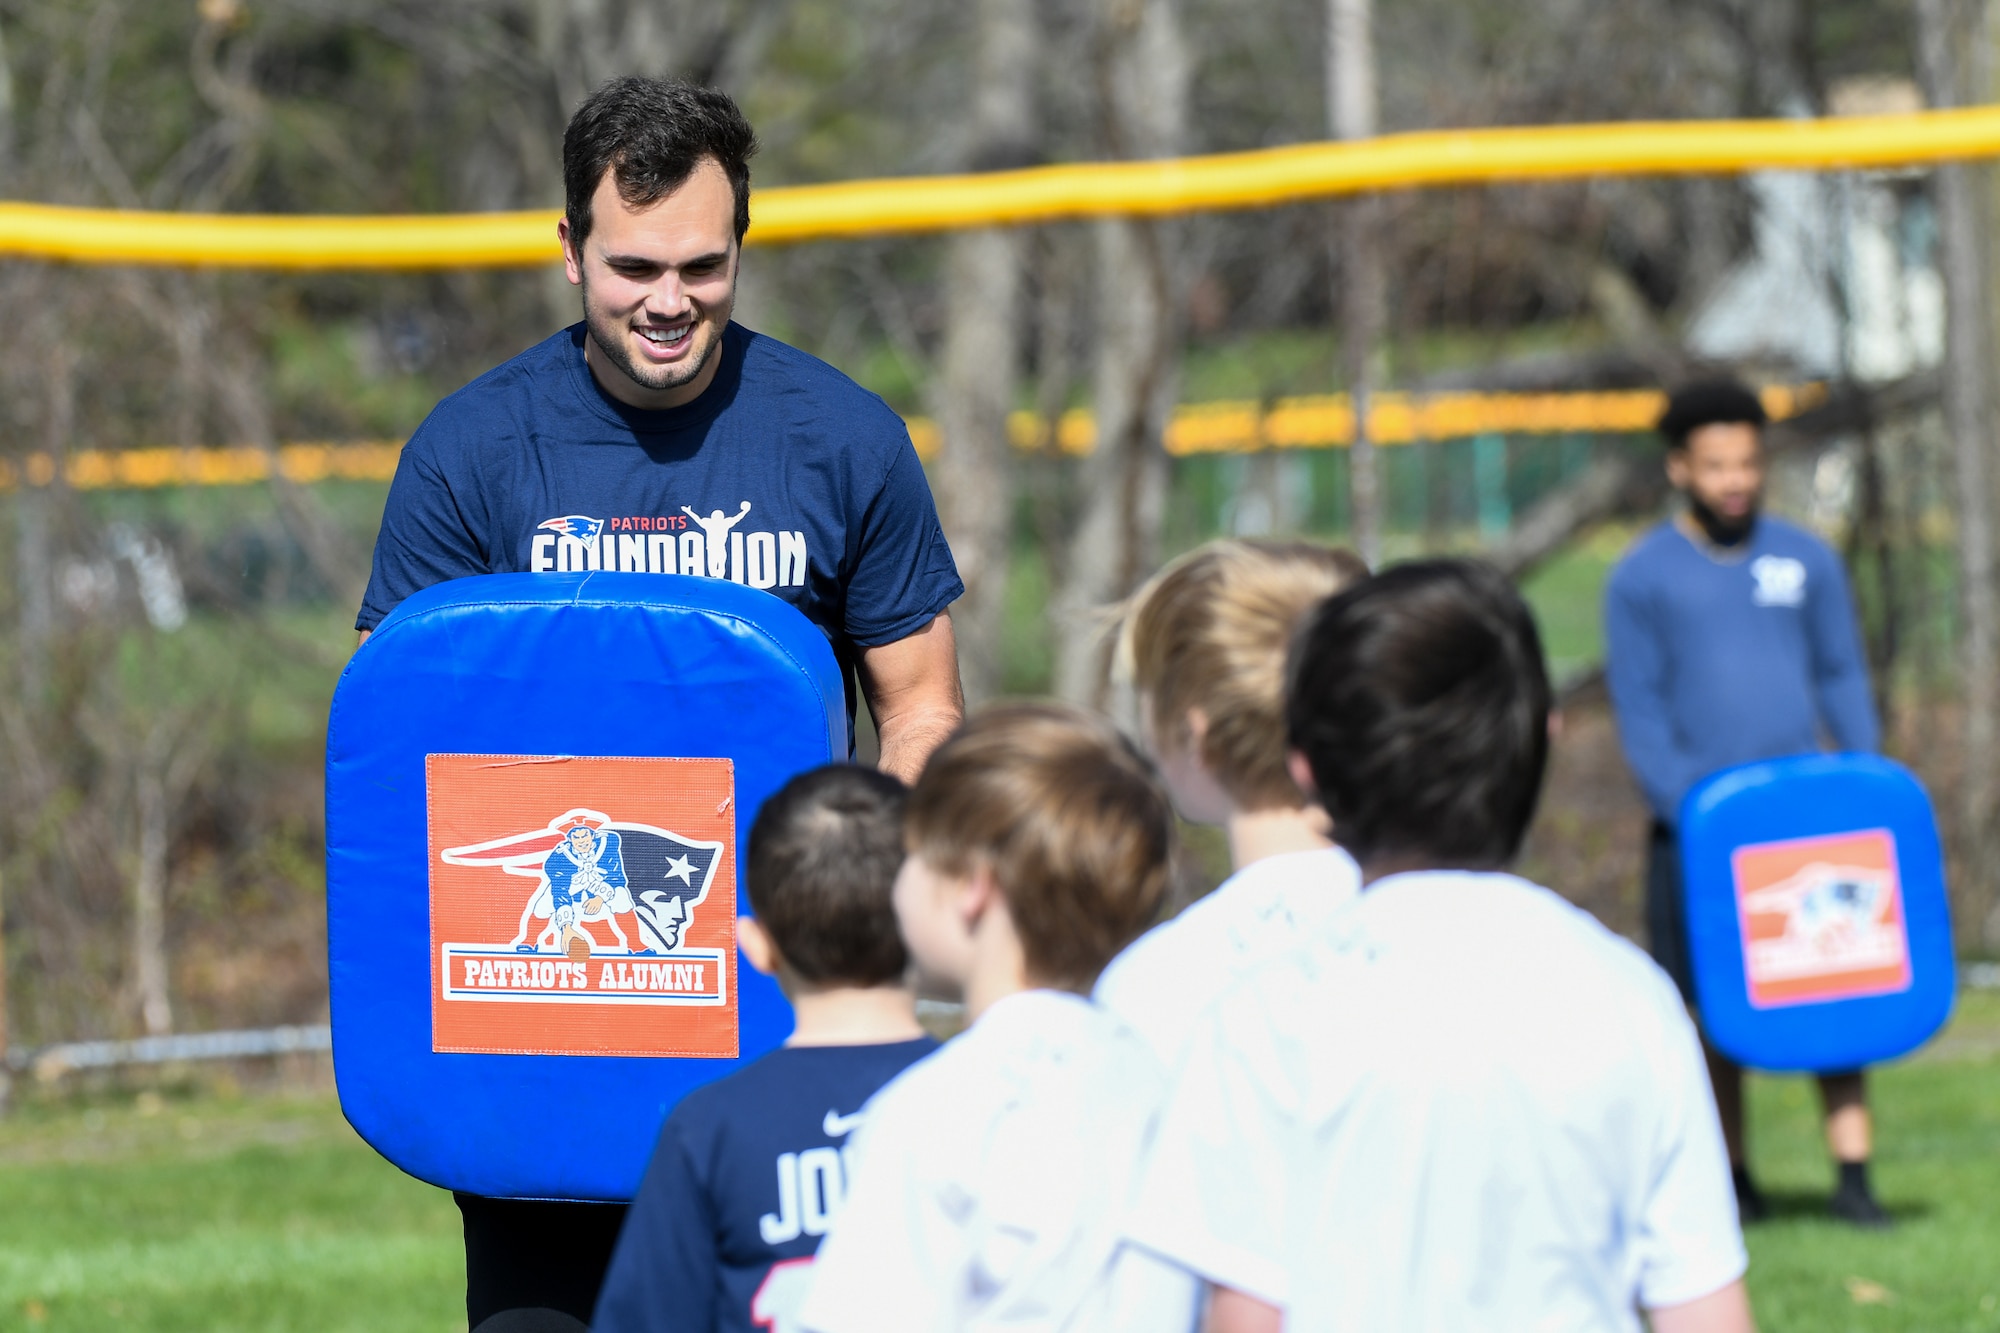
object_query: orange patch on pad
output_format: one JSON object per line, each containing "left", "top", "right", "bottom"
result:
{"left": 1732, "top": 828, "right": 1911, "bottom": 1009}
{"left": 426, "top": 754, "right": 738, "bottom": 1057}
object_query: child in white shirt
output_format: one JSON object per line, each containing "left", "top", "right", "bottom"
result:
{"left": 800, "top": 703, "right": 1199, "bottom": 1333}
{"left": 1095, "top": 538, "right": 1367, "bottom": 1069}
{"left": 1127, "top": 559, "right": 1755, "bottom": 1333}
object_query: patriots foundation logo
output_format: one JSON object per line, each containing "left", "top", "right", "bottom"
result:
{"left": 439, "top": 808, "right": 727, "bottom": 1007}
{"left": 528, "top": 504, "right": 811, "bottom": 588}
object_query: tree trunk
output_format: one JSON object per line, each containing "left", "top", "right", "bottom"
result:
{"left": 16, "top": 340, "right": 73, "bottom": 708}
{"left": 133, "top": 726, "right": 172, "bottom": 1037}
{"left": 933, "top": 0, "right": 1038, "bottom": 705}
{"left": 210, "top": 352, "right": 368, "bottom": 610}
{"left": 1915, "top": 0, "right": 2000, "bottom": 945}
{"left": 14, "top": 488, "right": 51, "bottom": 707}
{"left": 1328, "top": 0, "right": 1384, "bottom": 568}
{"left": 0, "top": 862, "right": 12, "bottom": 1114}
{"left": 1845, "top": 425, "right": 1899, "bottom": 733}
{"left": 1051, "top": 0, "right": 1188, "bottom": 708}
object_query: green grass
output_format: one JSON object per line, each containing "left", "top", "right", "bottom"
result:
{"left": 1, "top": 996, "right": 1998, "bottom": 1331}
{"left": 0, "top": 1085, "right": 462, "bottom": 1332}
{"left": 1741, "top": 989, "right": 2000, "bottom": 1331}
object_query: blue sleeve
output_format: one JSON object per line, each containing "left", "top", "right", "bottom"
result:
{"left": 840, "top": 437, "right": 965, "bottom": 648}
{"left": 1604, "top": 563, "right": 1700, "bottom": 822}
{"left": 594, "top": 1118, "right": 719, "bottom": 1333}
{"left": 1807, "top": 549, "right": 1880, "bottom": 753}
{"left": 356, "top": 428, "right": 491, "bottom": 631}
{"left": 601, "top": 831, "right": 628, "bottom": 889}
{"left": 543, "top": 852, "right": 575, "bottom": 904}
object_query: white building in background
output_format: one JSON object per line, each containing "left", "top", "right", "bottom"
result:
{"left": 1683, "top": 81, "right": 1945, "bottom": 535}
{"left": 1685, "top": 168, "right": 1943, "bottom": 385}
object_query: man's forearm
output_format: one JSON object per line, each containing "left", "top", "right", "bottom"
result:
{"left": 874, "top": 700, "right": 964, "bottom": 784}
{"left": 857, "top": 612, "right": 966, "bottom": 783}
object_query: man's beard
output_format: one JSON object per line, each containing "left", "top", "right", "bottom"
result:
{"left": 583, "top": 294, "right": 724, "bottom": 398}
{"left": 1688, "top": 493, "right": 1758, "bottom": 547}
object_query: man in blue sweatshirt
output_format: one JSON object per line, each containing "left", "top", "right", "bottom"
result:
{"left": 1605, "top": 379, "right": 1888, "bottom": 1228}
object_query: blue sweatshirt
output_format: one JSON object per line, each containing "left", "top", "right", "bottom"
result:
{"left": 1604, "top": 515, "right": 1878, "bottom": 823}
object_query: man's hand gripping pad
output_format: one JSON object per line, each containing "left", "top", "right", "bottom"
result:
{"left": 1679, "top": 753, "right": 1954, "bottom": 1073}
{"left": 327, "top": 573, "right": 845, "bottom": 1200}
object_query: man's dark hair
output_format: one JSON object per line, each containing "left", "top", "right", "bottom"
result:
{"left": 563, "top": 76, "right": 758, "bottom": 250}
{"left": 745, "top": 765, "right": 909, "bottom": 987}
{"left": 1658, "top": 378, "right": 1768, "bottom": 451}
{"left": 1286, "top": 559, "right": 1552, "bottom": 869}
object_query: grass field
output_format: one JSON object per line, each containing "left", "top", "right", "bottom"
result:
{"left": 0, "top": 1083, "right": 461, "bottom": 1332}
{"left": 0, "top": 999, "right": 1997, "bottom": 1331}
{"left": 1744, "top": 989, "right": 2000, "bottom": 1332}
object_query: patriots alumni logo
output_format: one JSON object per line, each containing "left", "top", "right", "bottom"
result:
{"left": 437, "top": 808, "right": 728, "bottom": 1008}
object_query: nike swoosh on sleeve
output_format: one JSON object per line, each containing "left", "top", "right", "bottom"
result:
{"left": 822, "top": 1108, "right": 867, "bottom": 1138}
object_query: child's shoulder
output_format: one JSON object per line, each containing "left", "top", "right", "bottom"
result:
{"left": 1097, "top": 848, "right": 1358, "bottom": 1013}
{"left": 879, "top": 992, "right": 1158, "bottom": 1117}
{"left": 1260, "top": 871, "right": 1671, "bottom": 1020}
{"left": 864, "top": 994, "right": 1168, "bottom": 1186}
{"left": 1346, "top": 873, "right": 1697, "bottom": 1055}
{"left": 669, "top": 1038, "right": 941, "bottom": 1141}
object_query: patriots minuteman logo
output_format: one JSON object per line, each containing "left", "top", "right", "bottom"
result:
{"left": 437, "top": 807, "right": 728, "bottom": 1008}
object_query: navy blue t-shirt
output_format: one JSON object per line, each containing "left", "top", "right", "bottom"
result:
{"left": 593, "top": 1037, "right": 939, "bottom": 1333}
{"left": 357, "top": 322, "right": 963, "bottom": 682}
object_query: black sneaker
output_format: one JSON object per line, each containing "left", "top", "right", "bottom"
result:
{"left": 1732, "top": 1166, "right": 1768, "bottom": 1225}
{"left": 1830, "top": 1181, "right": 1893, "bottom": 1229}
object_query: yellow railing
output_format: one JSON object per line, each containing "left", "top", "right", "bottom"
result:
{"left": 943, "top": 383, "right": 1820, "bottom": 459}
{"left": 1, "top": 108, "right": 1997, "bottom": 267}
{"left": 0, "top": 385, "right": 1819, "bottom": 489}
{"left": 0, "top": 442, "right": 405, "bottom": 491}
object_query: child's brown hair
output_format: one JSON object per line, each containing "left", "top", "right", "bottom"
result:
{"left": 1121, "top": 538, "right": 1367, "bottom": 810}
{"left": 904, "top": 703, "right": 1175, "bottom": 991}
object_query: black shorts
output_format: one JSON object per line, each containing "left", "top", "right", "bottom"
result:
{"left": 457, "top": 1193, "right": 629, "bottom": 1331}
{"left": 1644, "top": 820, "right": 1700, "bottom": 1007}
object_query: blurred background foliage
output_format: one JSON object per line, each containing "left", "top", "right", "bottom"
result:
{"left": 0, "top": 0, "right": 1985, "bottom": 1045}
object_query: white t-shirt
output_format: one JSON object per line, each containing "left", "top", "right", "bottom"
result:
{"left": 800, "top": 989, "right": 1199, "bottom": 1333}
{"left": 1094, "top": 847, "right": 1360, "bottom": 1071}
{"left": 1127, "top": 870, "right": 1746, "bottom": 1332}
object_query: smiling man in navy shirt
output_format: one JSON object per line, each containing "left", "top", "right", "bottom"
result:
{"left": 358, "top": 77, "right": 965, "bottom": 782}
{"left": 356, "top": 78, "right": 965, "bottom": 1332}
{"left": 1606, "top": 379, "right": 1887, "bottom": 1230}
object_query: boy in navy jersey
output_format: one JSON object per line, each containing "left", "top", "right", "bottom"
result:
{"left": 593, "top": 766, "right": 936, "bottom": 1333}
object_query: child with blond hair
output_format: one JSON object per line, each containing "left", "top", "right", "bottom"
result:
{"left": 1096, "top": 538, "right": 1367, "bottom": 1067}
{"left": 800, "top": 704, "right": 1198, "bottom": 1333}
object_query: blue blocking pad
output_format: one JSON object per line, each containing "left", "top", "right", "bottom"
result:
{"left": 1678, "top": 754, "right": 1954, "bottom": 1073}
{"left": 327, "top": 573, "right": 845, "bottom": 1201}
